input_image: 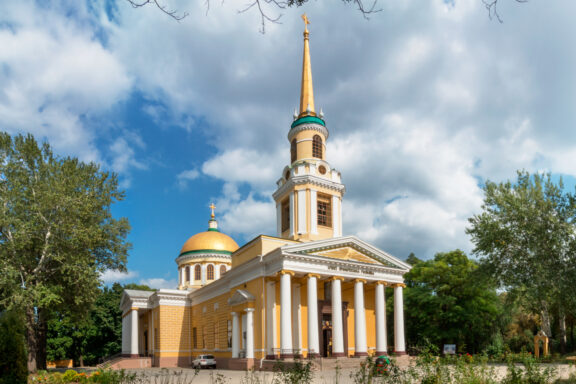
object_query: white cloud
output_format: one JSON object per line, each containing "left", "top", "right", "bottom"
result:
{"left": 139, "top": 278, "right": 178, "bottom": 290}
{"left": 100, "top": 269, "right": 138, "bottom": 284}
{"left": 0, "top": 1, "right": 140, "bottom": 179}
{"left": 177, "top": 169, "right": 201, "bottom": 188}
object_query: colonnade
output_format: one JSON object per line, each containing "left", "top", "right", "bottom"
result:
{"left": 263, "top": 272, "right": 406, "bottom": 358}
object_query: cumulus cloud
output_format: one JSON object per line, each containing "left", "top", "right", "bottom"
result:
{"left": 100, "top": 269, "right": 138, "bottom": 284}
{"left": 139, "top": 278, "right": 178, "bottom": 290}
{"left": 0, "top": 1, "right": 145, "bottom": 181}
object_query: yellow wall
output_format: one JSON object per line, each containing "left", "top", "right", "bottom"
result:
{"left": 293, "top": 130, "right": 327, "bottom": 162}
{"left": 232, "top": 236, "right": 296, "bottom": 268}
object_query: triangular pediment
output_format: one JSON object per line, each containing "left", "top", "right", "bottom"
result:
{"left": 281, "top": 236, "right": 411, "bottom": 271}
{"left": 316, "top": 247, "right": 380, "bottom": 264}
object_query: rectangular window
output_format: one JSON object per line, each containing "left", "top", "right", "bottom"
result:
{"left": 317, "top": 195, "right": 332, "bottom": 227}
{"left": 281, "top": 199, "right": 290, "bottom": 232}
{"left": 193, "top": 327, "right": 197, "bottom": 349}
{"left": 227, "top": 320, "right": 232, "bottom": 348}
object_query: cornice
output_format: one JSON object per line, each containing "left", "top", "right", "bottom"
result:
{"left": 273, "top": 174, "right": 346, "bottom": 200}
{"left": 176, "top": 253, "right": 232, "bottom": 265}
{"left": 282, "top": 252, "right": 406, "bottom": 277}
{"left": 288, "top": 123, "right": 329, "bottom": 142}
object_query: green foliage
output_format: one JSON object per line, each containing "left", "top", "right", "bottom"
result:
{"left": 501, "top": 356, "right": 557, "bottom": 384}
{"left": 46, "top": 283, "right": 154, "bottom": 365}
{"left": 0, "top": 310, "right": 28, "bottom": 384}
{"left": 272, "top": 359, "right": 314, "bottom": 384}
{"left": 467, "top": 171, "right": 576, "bottom": 332}
{"left": 0, "top": 132, "right": 131, "bottom": 369}
{"left": 404, "top": 250, "right": 503, "bottom": 353}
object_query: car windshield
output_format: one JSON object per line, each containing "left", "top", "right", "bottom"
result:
{"left": 204, "top": 355, "right": 214, "bottom": 359}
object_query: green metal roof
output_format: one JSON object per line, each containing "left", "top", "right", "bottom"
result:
{"left": 290, "top": 115, "right": 326, "bottom": 129}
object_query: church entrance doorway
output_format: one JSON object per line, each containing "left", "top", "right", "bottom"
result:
{"left": 317, "top": 300, "right": 348, "bottom": 357}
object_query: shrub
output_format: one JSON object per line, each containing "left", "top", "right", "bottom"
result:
{"left": 0, "top": 310, "right": 27, "bottom": 384}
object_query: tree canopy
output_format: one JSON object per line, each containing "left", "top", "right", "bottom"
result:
{"left": 467, "top": 171, "right": 576, "bottom": 347}
{"left": 0, "top": 132, "right": 130, "bottom": 371}
{"left": 404, "top": 250, "right": 503, "bottom": 353}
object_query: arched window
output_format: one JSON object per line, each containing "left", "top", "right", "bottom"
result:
{"left": 220, "top": 265, "right": 227, "bottom": 276}
{"left": 291, "top": 139, "right": 297, "bottom": 163}
{"left": 207, "top": 264, "right": 214, "bottom": 280}
{"left": 185, "top": 266, "right": 190, "bottom": 283}
{"left": 312, "top": 135, "right": 322, "bottom": 159}
{"left": 194, "top": 264, "right": 201, "bottom": 281}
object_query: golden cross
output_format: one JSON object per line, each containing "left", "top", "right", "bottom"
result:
{"left": 209, "top": 203, "right": 216, "bottom": 218}
{"left": 301, "top": 13, "right": 310, "bottom": 32}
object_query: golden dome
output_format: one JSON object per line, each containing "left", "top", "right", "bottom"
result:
{"left": 179, "top": 229, "right": 239, "bottom": 255}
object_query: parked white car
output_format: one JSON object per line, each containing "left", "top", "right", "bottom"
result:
{"left": 192, "top": 354, "right": 217, "bottom": 369}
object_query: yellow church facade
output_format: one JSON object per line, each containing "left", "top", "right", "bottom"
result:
{"left": 119, "top": 17, "right": 411, "bottom": 369}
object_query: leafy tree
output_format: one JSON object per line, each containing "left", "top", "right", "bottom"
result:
{"left": 0, "top": 310, "right": 28, "bottom": 384}
{"left": 466, "top": 171, "right": 576, "bottom": 350}
{"left": 404, "top": 250, "right": 503, "bottom": 353}
{"left": 46, "top": 283, "right": 154, "bottom": 366}
{"left": 0, "top": 133, "right": 130, "bottom": 371}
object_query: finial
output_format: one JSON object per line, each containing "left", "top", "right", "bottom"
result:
{"left": 209, "top": 203, "right": 216, "bottom": 218}
{"left": 301, "top": 13, "right": 310, "bottom": 34}
{"left": 208, "top": 203, "right": 219, "bottom": 231}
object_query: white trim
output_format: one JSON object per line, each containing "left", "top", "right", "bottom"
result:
{"left": 287, "top": 122, "right": 329, "bottom": 141}
{"left": 297, "top": 189, "right": 307, "bottom": 234}
{"left": 310, "top": 189, "right": 318, "bottom": 235}
{"left": 332, "top": 195, "right": 340, "bottom": 237}
{"left": 289, "top": 192, "right": 295, "bottom": 237}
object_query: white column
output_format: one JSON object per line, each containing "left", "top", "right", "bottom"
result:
{"left": 276, "top": 203, "right": 282, "bottom": 237}
{"left": 130, "top": 308, "right": 139, "bottom": 356}
{"left": 375, "top": 282, "right": 387, "bottom": 355}
{"left": 310, "top": 189, "right": 318, "bottom": 235}
{"left": 289, "top": 192, "right": 295, "bottom": 237}
{"left": 307, "top": 275, "right": 320, "bottom": 357}
{"left": 354, "top": 280, "right": 368, "bottom": 356}
{"left": 266, "top": 281, "right": 277, "bottom": 358}
{"left": 332, "top": 196, "right": 341, "bottom": 237}
{"left": 394, "top": 284, "right": 406, "bottom": 354}
{"left": 245, "top": 308, "right": 255, "bottom": 359}
{"left": 292, "top": 283, "right": 302, "bottom": 355}
{"left": 297, "top": 189, "right": 307, "bottom": 234}
{"left": 201, "top": 264, "right": 207, "bottom": 285}
{"left": 280, "top": 271, "right": 294, "bottom": 357}
{"left": 231, "top": 312, "right": 240, "bottom": 358}
{"left": 331, "top": 278, "right": 345, "bottom": 357}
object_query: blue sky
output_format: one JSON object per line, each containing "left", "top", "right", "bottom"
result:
{"left": 2, "top": 0, "right": 576, "bottom": 289}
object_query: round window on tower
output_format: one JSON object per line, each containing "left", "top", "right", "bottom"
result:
{"left": 318, "top": 165, "right": 327, "bottom": 175}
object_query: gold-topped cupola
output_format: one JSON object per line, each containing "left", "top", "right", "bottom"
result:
{"left": 272, "top": 15, "right": 345, "bottom": 242}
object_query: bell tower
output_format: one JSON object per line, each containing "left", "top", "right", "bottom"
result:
{"left": 272, "top": 15, "right": 345, "bottom": 242}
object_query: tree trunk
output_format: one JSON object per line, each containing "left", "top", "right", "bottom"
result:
{"left": 37, "top": 308, "right": 47, "bottom": 370}
{"left": 559, "top": 306, "right": 567, "bottom": 354}
{"left": 541, "top": 301, "right": 552, "bottom": 338}
{"left": 25, "top": 306, "right": 38, "bottom": 373}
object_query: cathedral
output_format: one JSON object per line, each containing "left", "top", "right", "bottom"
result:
{"left": 119, "top": 17, "right": 411, "bottom": 369}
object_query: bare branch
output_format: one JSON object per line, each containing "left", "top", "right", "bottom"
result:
{"left": 483, "top": 0, "right": 528, "bottom": 23}
{"left": 125, "top": 0, "right": 189, "bottom": 21}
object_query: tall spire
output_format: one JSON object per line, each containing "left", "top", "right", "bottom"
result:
{"left": 299, "top": 14, "right": 315, "bottom": 118}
